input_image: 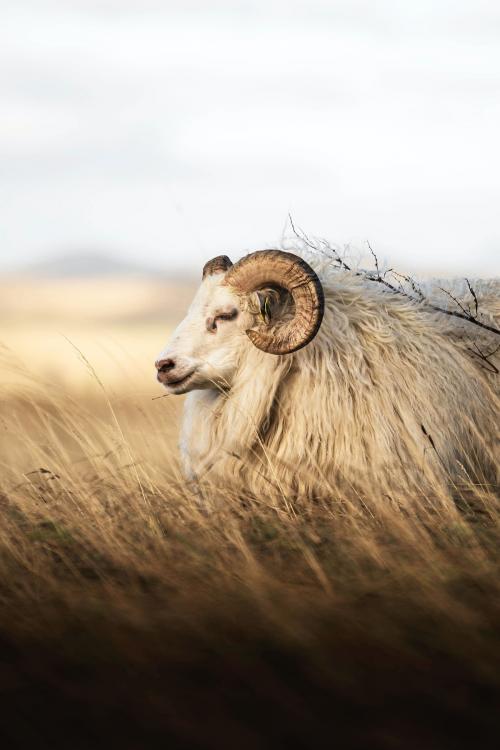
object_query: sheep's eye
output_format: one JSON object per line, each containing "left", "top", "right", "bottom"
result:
{"left": 206, "top": 308, "right": 238, "bottom": 333}
{"left": 215, "top": 309, "right": 238, "bottom": 323}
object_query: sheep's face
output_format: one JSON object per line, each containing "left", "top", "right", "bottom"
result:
{"left": 155, "top": 250, "right": 325, "bottom": 393}
{"left": 155, "top": 273, "right": 253, "bottom": 394}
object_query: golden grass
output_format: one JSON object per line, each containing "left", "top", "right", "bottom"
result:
{"left": 0, "top": 278, "right": 499, "bottom": 748}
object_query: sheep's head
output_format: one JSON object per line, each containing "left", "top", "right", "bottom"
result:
{"left": 155, "top": 250, "right": 324, "bottom": 394}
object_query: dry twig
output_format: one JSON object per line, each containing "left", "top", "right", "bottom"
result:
{"left": 287, "top": 215, "right": 500, "bottom": 338}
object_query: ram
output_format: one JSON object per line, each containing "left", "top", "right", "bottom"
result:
{"left": 155, "top": 250, "right": 498, "bottom": 498}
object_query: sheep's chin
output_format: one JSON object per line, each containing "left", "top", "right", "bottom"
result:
{"left": 163, "top": 370, "right": 198, "bottom": 394}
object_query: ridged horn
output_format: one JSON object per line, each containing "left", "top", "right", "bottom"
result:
{"left": 223, "top": 249, "right": 324, "bottom": 355}
{"left": 202, "top": 255, "right": 233, "bottom": 279}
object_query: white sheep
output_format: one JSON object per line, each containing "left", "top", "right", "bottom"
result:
{"left": 155, "top": 249, "right": 498, "bottom": 498}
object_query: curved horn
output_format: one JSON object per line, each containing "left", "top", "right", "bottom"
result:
{"left": 202, "top": 255, "right": 233, "bottom": 279}
{"left": 223, "top": 250, "right": 324, "bottom": 355}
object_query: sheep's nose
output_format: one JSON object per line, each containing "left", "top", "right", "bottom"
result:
{"left": 155, "top": 358, "right": 176, "bottom": 373}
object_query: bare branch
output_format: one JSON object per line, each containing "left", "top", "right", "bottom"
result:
{"left": 285, "top": 224, "right": 500, "bottom": 338}
{"left": 426, "top": 304, "right": 499, "bottom": 335}
{"left": 465, "top": 278, "right": 479, "bottom": 318}
{"left": 437, "top": 286, "right": 472, "bottom": 318}
{"left": 466, "top": 343, "right": 500, "bottom": 374}
{"left": 390, "top": 270, "right": 425, "bottom": 301}
{"left": 288, "top": 213, "right": 319, "bottom": 252}
{"left": 367, "top": 240, "right": 381, "bottom": 280}
{"left": 289, "top": 215, "right": 353, "bottom": 271}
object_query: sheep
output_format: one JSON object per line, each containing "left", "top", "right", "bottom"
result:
{"left": 155, "top": 249, "right": 499, "bottom": 499}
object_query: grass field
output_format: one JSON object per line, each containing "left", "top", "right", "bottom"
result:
{"left": 0, "top": 275, "right": 499, "bottom": 749}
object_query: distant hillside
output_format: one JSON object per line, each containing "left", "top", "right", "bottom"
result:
{"left": 21, "top": 252, "right": 165, "bottom": 279}
{"left": 0, "top": 275, "right": 197, "bottom": 326}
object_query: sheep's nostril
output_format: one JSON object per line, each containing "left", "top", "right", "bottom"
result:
{"left": 155, "top": 358, "right": 176, "bottom": 373}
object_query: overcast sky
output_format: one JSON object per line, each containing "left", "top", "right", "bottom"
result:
{"left": 1, "top": 0, "right": 499, "bottom": 275}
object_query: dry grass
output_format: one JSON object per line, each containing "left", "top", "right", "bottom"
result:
{"left": 0, "top": 278, "right": 499, "bottom": 749}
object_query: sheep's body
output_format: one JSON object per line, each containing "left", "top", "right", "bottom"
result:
{"left": 180, "top": 258, "right": 498, "bottom": 497}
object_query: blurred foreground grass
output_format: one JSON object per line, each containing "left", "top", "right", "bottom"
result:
{"left": 0, "top": 276, "right": 499, "bottom": 749}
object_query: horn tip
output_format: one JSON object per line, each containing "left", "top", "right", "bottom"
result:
{"left": 202, "top": 255, "right": 233, "bottom": 279}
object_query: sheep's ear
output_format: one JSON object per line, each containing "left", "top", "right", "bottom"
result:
{"left": 254, "top": 288, "right": 285, "bottom": 325}
{"left": 256, "top": 291, "right": 272, "bottom": 324}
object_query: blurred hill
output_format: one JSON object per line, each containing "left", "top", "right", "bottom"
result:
{"left": 14, "top": 251, "right": 194, "bottom": 281}
{"left": 24, "top": 252, "right": 160, "bottom": 279}
{"left": 0, "top": 253, "right": 196, "bottom": 391}
{"left": 0, "top": 251, "right": 196, "bottom": 324}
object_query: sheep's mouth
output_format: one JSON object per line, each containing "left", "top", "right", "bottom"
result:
{"left": 160, "top": 369, "right": 196, "bottom": 390}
